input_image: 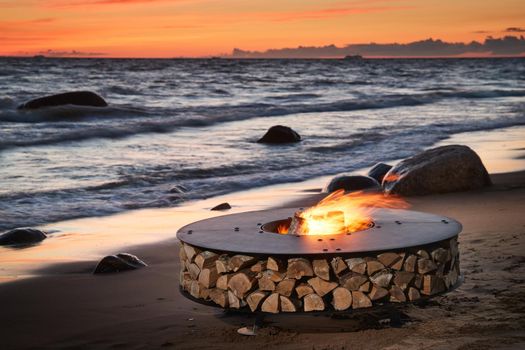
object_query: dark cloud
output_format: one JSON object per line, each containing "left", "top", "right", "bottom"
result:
{"left": 505, "top": 27, "right": 525, "bottom": 33}
{"left": 230, "top": 36, "right": 525, "bottom": 58}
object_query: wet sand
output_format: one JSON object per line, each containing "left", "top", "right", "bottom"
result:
{"left": 1, "top": 170, "right": 524, "bottom": 350}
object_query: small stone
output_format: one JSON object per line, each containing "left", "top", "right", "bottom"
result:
{"left": 417, "top": 258, "right": 438, "bottom": 274}
{"left": 367, "top": 260, "right": 385, "bottom": 276}
{"left": 369, "top": 270, "right": 393, "bottom": 288}
{"left": 93, "top": 253, "right": 147, "bottom": 274}
{"left": 211, "top": 202, "right": 231, "bottom": 211}
{"left": 345, "top": 258, "right": 367, "bottom": 274}
{"left": 404, "top": 255, "right": 417, "bottom": 272}
{"left": 0, "top": 227, "right": 47, "bottom": 246}
{"left": 257, "top": 125, "right": 301, "bottom": 144}
{"left": 389, "top": 285, "right": 406, "bottom": 303}
{"left": 367, "top": 162, "right": 393, "bottom": 183}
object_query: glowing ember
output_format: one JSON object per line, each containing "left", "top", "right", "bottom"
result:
{"left": 286, "top": 189, "right": 408, "bottom": 235}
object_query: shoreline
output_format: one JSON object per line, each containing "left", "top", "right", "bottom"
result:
{"left": 1, "top": 124, "right": 525, "bottom": 282}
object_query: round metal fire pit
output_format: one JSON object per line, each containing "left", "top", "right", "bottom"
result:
{"left": 177, "top": 208, "right": 462, "bottom": 314}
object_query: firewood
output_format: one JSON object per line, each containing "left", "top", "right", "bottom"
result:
{"left": 229, "top": 255, "right": 256, "bottom": 272}
{"left": 286, "top": 258, "right": 314, "bottom": 279}
{"left": 403, "top": 255, "right": 417, "bottom": 272}
{"left": 417, "top": 249, "right": 430, "bottom": 259}
{"left": 295, "top": 283, "right": 315, "bottom": 298}
{"left": 417, "top": 258, "right": 437, "bottom": 274}
{"left": 391, "top": 252, "right": 405, "bottom": 270}
{"left": 187, "top": 262, "right": 201, "bottom": 280}
{"left": 312, "top": 259, "right": 330, "bottom": 280}
{"left": 198, "top": 267, "right": 219, "bottom": 288}
{"left": 280, "top": 295, "right": 299, "bottom": 312}
{"left": 366, "top": 260, "right": 385, "bottom": 276}
{"left": 407, "top": 287, "right": 421, "bottom": 301}
{"left": 393, "top": 271, "right": 414, "bottom": 291}
{"left": 359, "top": 281, "right": 372, "bottom": 293}
{"left": 422, "top": 275, "right": 445, "bottom": 295}
{"left": 215, "top": 255, "right": 231, "bottom": 274}
{"left": 431, "top": 248, "right": 450, "bottom": 263}
{"left": 195, "top": 251, "right": 219, "bottom": 270}
{"left": 268, "top": 270, "right": 285, "bottom": 282}
{"left": 228, "top": 270, "right": 256, "bottom": 298}
{"left": 267, "top": 257, "right": 284, "bottom": 272}
{"left": 413, "top": 274, "right": 423, "bottom": 289}
{"left": 190, "top": 280, "right": 208, "bottom": 299}
{"left": 228, "top": 290, "right": 242, "bottom": 309}
{"left": 307, "top": 277, "right": 338, "bottom": 297}
{"left": 303, "top": 293, "right": 324, "bottom": 312}
{"left": 377, "top": 252, "right": 402, "bottom": 267}
{"left": 332, "top": 287, "right": 352, "bottom": 311}
{"left": 179, "top": 245, "right": 187, "bottom": 262}
{"left": 369, "top": 270, "right": 393, "bottom": 288}
{"left": 261, "top": 292, "right": 280, "bottom": 313}
{"left": 345, "top": 258, "right": 367, "bottom": 274}
{"left": 369, "top": 286, "right": 389, "bottom": 301}
{"left": 351, "top": 291, "right": 372, "bottom": 309}
{"left": 216, "top": 274, "right": 232, "bottom": 290}
{"left": 183, "top": 244, "right": 200, "bottom": 262}
{"left": 446, "top": 267, "right": 459, "bottom": 288}
{"left": 180, "top": 271, "right": 192, "bottom": 291}
{"left": 275, "top": 278, "right": 296, "bottom": 297}
{"left": 258, "top": 271, "right": 276, "bottom": 291}
{"left": 339, "top": 272, "right": 368, "bottom": 291}
{"left": 246, "top": 291, "right": 268, "bottom": 312}
{"left": 250, "top": 260, "right": 267, "bottom": 273}
{"left": 330, "top": 257, "right": 348, "bottom": 275}
{"left": 209, "top": 288, "right": 228, "bottom": 307}
{"left": 450, "top": 238, "right": 459, "bottom": 258}
{"left": 389, "top": 285, "right": 406, "bottom": 302}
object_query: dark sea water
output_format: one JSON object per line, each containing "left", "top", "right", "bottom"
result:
{"left": 0, "top": 57, "right": 524, "bottom": 230}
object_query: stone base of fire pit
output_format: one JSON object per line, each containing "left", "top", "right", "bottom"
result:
{"left": 179, "top": 237, "right": 460, "bottom": 313}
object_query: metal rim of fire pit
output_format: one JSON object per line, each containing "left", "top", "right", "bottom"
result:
{"left": 177, "top": 208, "right": 462, "bottom": 256}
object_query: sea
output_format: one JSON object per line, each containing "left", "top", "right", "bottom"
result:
{"left": 0, "top": 57, "right": 524, "bottom": 231}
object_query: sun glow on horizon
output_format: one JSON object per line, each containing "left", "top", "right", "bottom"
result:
{"left": 1, "top": 0, "right": 524, "bottom": 58}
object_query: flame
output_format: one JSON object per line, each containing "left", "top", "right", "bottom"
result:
{"left": 277, "top": 223, "right": 289, "bottom": 234}
{"left": 293, "top": 189, "right": 408, "bottom": 235}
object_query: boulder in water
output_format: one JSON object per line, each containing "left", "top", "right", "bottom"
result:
{"left": 93, "top": 253, "right": 147, "bottom": 274}
{"left": 257, "top": 125, "right": 301, "bottom": 144}
{"left": 324, "top": 175, "right": 381, "bottom": 193}
{"left": 211, "top": 202, "right": 232, "bottom": 211}
{"left": 382, "top": 145, "right": 491, "bottom": 196}
{"left": 367, "top": 163, "right": 393, "bottom": 183}
{"left": 0, "top": 227, "right": 47, "bottom": 246}
{"left": 18, "top": 91, "right": 108, "bottom": 109}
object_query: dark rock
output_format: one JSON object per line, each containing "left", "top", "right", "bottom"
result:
{"left": 93, "top": 253, "right": 147, "bottom": 274}
{"left": 324, "top": 175, "right": 380, "bottom": 193}
{"left": 18, "top": 91, "right": 108, "bottom": 109}
{"left": 257, "top": 125, "right": 301, "bottom": 144}
{"left": 211, "top": 202, "right": 232, "bottom": 211}
{"left": 367, "top": 163, "right": 393, "bottom": 183}
{"left": 0, "top": 227, "right": 47, "bottom": 246}
{"left": 383, "top": 145, "right": 491, "bottom": 196}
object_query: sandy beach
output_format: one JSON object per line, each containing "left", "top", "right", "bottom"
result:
{"left": 1, "top": 127, "right": 525, "bottom": 349}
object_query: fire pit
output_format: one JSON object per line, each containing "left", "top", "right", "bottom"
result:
{"left": 177, "top": 198, "right": 461, "bottom": 314}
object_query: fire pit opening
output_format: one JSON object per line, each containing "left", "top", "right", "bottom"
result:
{"left": 261, "top": 217, "right": 375, "bottom": 235}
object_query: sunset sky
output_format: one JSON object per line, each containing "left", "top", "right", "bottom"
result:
{"left": 1, "top": 0, "right": 524, "bottom": 57}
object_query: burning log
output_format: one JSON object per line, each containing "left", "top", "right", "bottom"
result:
{"left": 295, "top": 283, "right": 315, "bottom": 298}
{"left": 275, "top": 278, "right": 296, "bottom": 297}
{"left": 286, "top": 258, "right": 314, "bottom": 279}
{"left": 228, "top": 270, "right": 256, "bottom": 298}
{"left": 261, "top": 292, "right": 280, "bottom": 313}
{"left": 246, "top": 290, "right": 268, "bottom": 312}
{"left": 312, "top": 259, "right": 330, "bottom": 280}
{"left": 280, "top": 295, "right": 299, "bottom": 312}
{"left": 303, "top": 293, "right": 325, "bottom": 312}
{"left": 332, "top": 287, "right": 352, "bottom": 311}
{"left": 307, "top": 277, "right": 338, "bottom": 297}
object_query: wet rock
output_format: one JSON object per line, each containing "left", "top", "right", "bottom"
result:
{"left": 257, "top": 125, "right": 301, "bottom": 144}
{"left": 324, "top": 175, "right": 380, "bottom": 193}
{"left": 93, "top": 253, "right": 147, "bottom": 274}
{"left": 0, "top": 227, "right": 47, "bottom": 246}
{"left": 367, "top": 163, "right": 393, "bottom": 183}
{"left": 19, "top": 91, "right": 108, "bottom": 109}
{"left": 211, "top": 202, "right": 232, "bottom": 211}
{"left": 383, "top": 145, "right": 491, "bottom": 196}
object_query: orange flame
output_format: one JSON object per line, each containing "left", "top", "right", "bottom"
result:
{"left": 277, "top": 223, "right": 289, "bottom": 234}
{"left": 294, "top": 189, "right": 408, "bottom": 235}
